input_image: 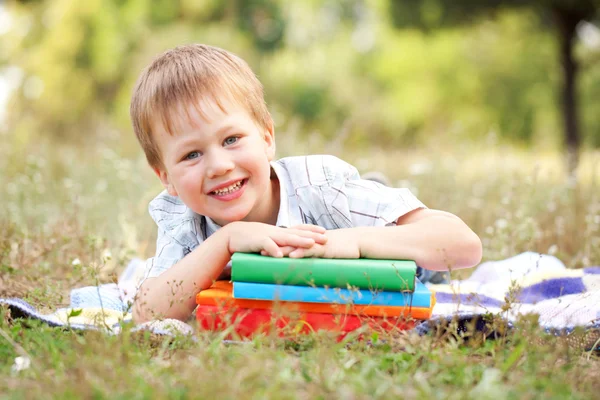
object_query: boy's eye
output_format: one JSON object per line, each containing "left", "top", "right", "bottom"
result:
{"left": 223, "top": 136, "right": 239, "bottom": 146}
{"left": 185, "top": 151, "right": 200, "bottom": 160}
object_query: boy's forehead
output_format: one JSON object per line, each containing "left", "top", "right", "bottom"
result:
{"left": 155, "top": 95, "right": 249, "bottom": 136}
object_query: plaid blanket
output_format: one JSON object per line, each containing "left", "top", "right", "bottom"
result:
{"left": 0, "top": 258, "right": 193, "bottom": 336}
{"left": 1, "top": 252, "right": 599, "bottom": 338}
{"left": 419, "top": 252, "right": 600, "bottom": 336}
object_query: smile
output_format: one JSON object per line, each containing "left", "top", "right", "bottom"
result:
{"left": 210, "top": 179, "right": 247, "bottom": 197}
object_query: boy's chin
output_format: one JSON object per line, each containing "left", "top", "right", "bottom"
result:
{"left": 213, "top": 218, "right": 236, "bottom": 226}
{"left": 209, "top": 213, "right": 250, "bottom": 227}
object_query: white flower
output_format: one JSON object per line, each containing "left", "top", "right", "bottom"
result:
{"left": 102, "top": 249, "right": 112, "bottom": 262}
{"left": 71, "top": 258, "right": 81, "bottom": 266}
{"left": 11, "top": 356, "right": 31, "bottom": 373}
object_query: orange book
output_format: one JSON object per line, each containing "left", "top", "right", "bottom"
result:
{"left": 196, "top": 281, "right": 434, "bottom": 319}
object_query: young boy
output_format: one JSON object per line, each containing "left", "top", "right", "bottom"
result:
{"left": 130, "top": 44, "right": 482, "bottom": 323}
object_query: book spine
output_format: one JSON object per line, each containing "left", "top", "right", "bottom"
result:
{"left": 232, "top": 282, "right": 432, "bottom": 308}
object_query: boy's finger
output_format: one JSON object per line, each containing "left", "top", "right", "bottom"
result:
{"left": 313, "top": 234, "right": 328, "bottom": 245}
{"left": 283, "top": 235, "right": 317, "bottom": 249}
{"left": 263, "top": 246, "right": 298, "bottom": 257}
{"left": 288, "top": 229, "right": 328, "bottom": 244}
{"left": 277, "top": 246, "right": 296, "bottom": 256}
{"left": 289, "top": 248, "right": 317, "bottom": 258}
{"left": 288, "top": 248, "right": 305, "bottom": 258}
{"left": 262, "top": 238, "right": 283, "bottom": 258}
{"left": 290, "top": 244, "right": 325, "bottom": 258}
{"left": 276, "top": 234, "right": 315, "bottom": 248}
{"left": 290, "top": 224, "right": 326, "bottom": 234}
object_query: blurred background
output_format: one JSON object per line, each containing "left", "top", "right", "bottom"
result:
{"left": 2, "top": 1, "right": 600, "bottom": 154}
{"left": 1, "top": 0, "right": 599, "bottom": 291}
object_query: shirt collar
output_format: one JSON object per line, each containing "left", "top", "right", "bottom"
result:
{"left": 270, "top": 160, "right": 303, "bottom": 228}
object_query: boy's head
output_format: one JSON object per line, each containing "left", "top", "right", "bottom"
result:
{"left": 130, "top": 44, "right": 280, "bottom": 226}
{"left": 130, "top": 44, "right": 273, "bottom": 171}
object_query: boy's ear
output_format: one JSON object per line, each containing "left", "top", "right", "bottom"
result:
{"left": 263, "top": 120, "right": 276, "bottom": 161}
{"left": 153, "top": 167, "right": 178, "bottom": 197}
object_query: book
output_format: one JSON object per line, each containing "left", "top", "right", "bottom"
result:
{"left": 196, "top": 304, "right": 418, "bottom": 339}
{"left": 196, "top": 281, "right": 434, "bottom": 319}
{"left": 232, "top": 280, "right": 433, "bottom": 308}
{"left": 230, "top": 253, "right": 417, "bottom": 291}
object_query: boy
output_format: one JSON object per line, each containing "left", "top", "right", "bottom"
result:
{"left": 130, "top": 44, "right": 482, "bottom": 323}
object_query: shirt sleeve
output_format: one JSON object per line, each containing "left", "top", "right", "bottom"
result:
{"left": 343, "top": 179, "right": 427, "bottom": 227}
{"left": 138, "top": 191, "right": 203, "bottom": 288}
{"left": 141, "top": 227, "right": 189, "bottom": 282}
{"left": 293, "top": 155, "right": 427, "bottom": 229}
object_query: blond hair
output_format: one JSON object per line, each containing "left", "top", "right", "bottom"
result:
{"left": 130, "top": 44, "right": 272, "bottom": 169}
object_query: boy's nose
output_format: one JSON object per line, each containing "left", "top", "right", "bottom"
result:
{"left": 205, "top": 151, "right": 235, "bottom": 178}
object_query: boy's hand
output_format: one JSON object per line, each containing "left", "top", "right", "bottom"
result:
{"left": 225, "top": 222, "right": 328, "bottom": 258}
{"left": 277, "top": 229, "right": 361, "bottom": 259}
{"left": 258, "top": 224, "right": 327, "bottom": 257}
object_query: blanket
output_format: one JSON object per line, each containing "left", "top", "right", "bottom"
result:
{"left": 0, "top": 257, "right": 194, "bottom": 336}
{"left": 1, "top": 252, "right": 599, "bottom": 339}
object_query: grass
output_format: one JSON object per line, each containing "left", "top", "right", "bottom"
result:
{"left": 1, "top": 134, "right": 599, "bottom": 398}
{"left": 1, "top": 316, "right": 599, "bottom": 398}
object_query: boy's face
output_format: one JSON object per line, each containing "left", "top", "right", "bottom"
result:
{"left": 152, "top": 98, "right": 277, "bottom": 226}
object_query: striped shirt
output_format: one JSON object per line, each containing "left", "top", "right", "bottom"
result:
{"left": 142, "top": 155, "right": 426, "bottom": 281}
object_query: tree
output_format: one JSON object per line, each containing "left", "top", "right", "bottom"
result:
{"left": 389, "top": 0, "right": 600, "bottom": 176}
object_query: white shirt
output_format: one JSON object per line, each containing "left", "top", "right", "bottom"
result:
{"left": 141, "top": 155, "right": 426, "bottom": 282}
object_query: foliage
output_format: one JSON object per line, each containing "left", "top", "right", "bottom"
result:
{"left": 388, "top": 0, "right": 600, "bottom": 165}
{"left": 389, "top": 0, "right": 600, "bottom": 29}
{"left": 1, "top": 0, "right": 600, "bottom": 151}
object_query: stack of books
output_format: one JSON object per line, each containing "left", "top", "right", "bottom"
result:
{"left": 196, "top": 253, "right": 435, "bottom": 338}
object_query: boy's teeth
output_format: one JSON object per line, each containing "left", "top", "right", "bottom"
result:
{"left": 213, "top": 180, "right": 243, "bottom": 195}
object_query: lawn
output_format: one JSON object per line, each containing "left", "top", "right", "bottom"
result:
{"left": 1, "top": 137, "right": 599, "bottom": 398}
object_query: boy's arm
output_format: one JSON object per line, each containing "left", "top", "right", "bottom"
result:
{"left": 285, "top": 209, "right": 482, "bottom": 271}
{"left": 133, "top": 227, "right": 232, "bottom": 323}
{"left": 362, "top": 208, "right": 482, "bottom": 270}
{"left": 133, "top": 222, "right": 328, "bottom": 323}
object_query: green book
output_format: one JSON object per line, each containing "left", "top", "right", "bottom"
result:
{"left": 230, "top": 253, "right": 416, "bottom": 292}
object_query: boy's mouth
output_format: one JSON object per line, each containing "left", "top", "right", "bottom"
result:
{"left": 209, "top": 179, "right": 247, "bottom": 196}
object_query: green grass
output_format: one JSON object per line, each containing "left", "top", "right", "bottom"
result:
{"left": 1, "top": 136, "right": 599, "bottom": 398}
{"left": 1, "top": 315, "right": 599, "bottom": 399}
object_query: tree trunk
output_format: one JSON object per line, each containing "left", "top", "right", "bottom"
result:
{"left": 554, "top": 8, "right": 581, "bottom": 179}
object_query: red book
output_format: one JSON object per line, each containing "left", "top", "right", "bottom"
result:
{"left": 196, "top": 304, "right": 418, "bottom": 339}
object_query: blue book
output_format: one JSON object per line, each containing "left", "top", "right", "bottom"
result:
{"left": 232, "top": 280, "right": 432, "bottom": 307}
